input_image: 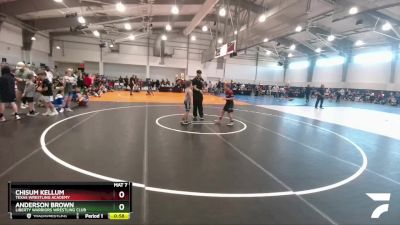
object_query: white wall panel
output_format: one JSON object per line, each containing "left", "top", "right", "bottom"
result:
{"left": 313, "top": 64, "right": 342, "bottom": 84}
{"left": 104, "top": 63, "right": 146, "bottom": 78}
{"left": 149, "top": 66, "right": 185, "bottom": 80}
{"left": 285, "top": 68, "right": 308, "bottom": 86}
{"left": 0, "top": 42, "right": 21, "bottom": 65}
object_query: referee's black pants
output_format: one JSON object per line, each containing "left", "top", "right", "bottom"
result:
{"left": 315, "top": 96, "right": 324, "bottom": 108}
{"left": 193, "top": 93, "right": 204, "bottom": 118}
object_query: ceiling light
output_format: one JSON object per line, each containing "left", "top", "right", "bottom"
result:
{"left": 295, "top": 25, "right": 302, "bottom": 32}
{"left": 116, "top": 2, "right": 126, "bottom": 12}
{"left": 219, "top": 7, "right": 226, "bottom": 17}
{"left": 77, "top": 16, "right": 85, "bottom": 24}
{"left": 54, "top": 0, "right": 63, "bottom": 3}
{"left": 258, "top": 14, "right": 266, "bottom": 23}
{"left": 315, "top": 48, "right": 321, "bottom": 53}
{"left": 263, "top": 38, "right": 269, "bottom": 42}
{"left": 288, "top": 53, "right": 293, "bottom": 58}
{"left": 124, "top": 23, "right": 132, "bottom": 30}
{"left": 93, "top": 30, "right": 100, "bottom": 37}
{"left": 161, "top": 34, "right": 167, "bottom": 41}
{"left": 289, "top": 44, "right": 296, "bottom": 50}
{"left": 234, "top": 30, "right": 238, "bottom": 35}
{"left": 327, "top": 34, "right": 335, "bottom": 42}
{"left": 109, "top": 44, "right": 114, "bottom": 48}
{"left": 171, "top": 5, "right": 179, "bottom": 15}
{"left": 31, "top": 36, "right": 36, "bottom": 41}
{"left": 202, "top": 25, "right": 208, "bottom": 32}
{"left": 218, "top": 38, "right": 223, "bottom": 44}
{"left": 56, "top": 46, "right": 61, "bottom": 49}
{"left": 129, "top": 34, "right": 135, "bottom": 40}
{"left": 165, "top": 24, "right": 172, "bottom": 31}
{"left": 266, "top": 50, "right": 271, "bottom": 56}
{"left": 355, "top": 40, "right": 365, "bottom": 46}
{"left": 191, "top": 35, "right": 196, "bottom": 41}
{"left": 382, "top": 22, "right": 392, "bottom": 31}
{"left": 349, "top": 6, "right": 358, "bottom": 15}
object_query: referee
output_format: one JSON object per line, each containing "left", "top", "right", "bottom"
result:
{"left": 192, "top": 70, "right": 204, "bottom": 121}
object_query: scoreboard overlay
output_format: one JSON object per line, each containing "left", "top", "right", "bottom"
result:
{"left": 8, "top": 182, "right": 132, "bottom": 220}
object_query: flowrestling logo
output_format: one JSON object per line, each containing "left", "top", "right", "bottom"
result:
{"left": 366, "top": 193, "right": 391, "bottom": 219}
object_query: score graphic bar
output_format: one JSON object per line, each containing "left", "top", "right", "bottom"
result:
{"left": 8, "top": 182, "right": 132, "bottom": 220}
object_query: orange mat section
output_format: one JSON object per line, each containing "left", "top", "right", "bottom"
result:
{"left": 90, "top": 91, "right": 249, "bottom": 105}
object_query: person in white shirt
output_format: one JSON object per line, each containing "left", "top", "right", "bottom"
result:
{"left": 45, "top": 66, "right": 54, "bottom": 83}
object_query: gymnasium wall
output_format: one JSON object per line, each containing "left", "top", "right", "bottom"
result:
{"left": 0, "top": 22, "right": 400, "bottom": 90}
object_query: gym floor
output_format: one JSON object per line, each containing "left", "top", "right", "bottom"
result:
{"left": 1, "top": 92, "right": 400, "bottom": 225}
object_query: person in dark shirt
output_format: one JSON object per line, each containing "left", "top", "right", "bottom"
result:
{"left": 305, "top": 84, "right": 311, "bottom": 104}
{"left": 129, "top": 76, "right": 135, "bottom": 95}
{"left": 37, "top": 71, "right": 58, "bottom": 116}
{"left": 192, "top": 70, "right": 204, "bottom": 121}
{"left": 0, "top": 66, "right": 20, "bottom": 121}
{"left": 215, "top": 83, "right": 234, "bottom": 126}
{"left": 315, "top": 84, "right": 325, "bottom": 109}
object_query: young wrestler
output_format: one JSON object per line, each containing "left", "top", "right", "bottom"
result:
{"left": 215, "top": 83, "right": 234, "bottom": 126}
{"left": 181, "top": 80, "right": 193, "bottom": 125}
{"left": 22, "top": 73, "right": 39, "bottom": 116}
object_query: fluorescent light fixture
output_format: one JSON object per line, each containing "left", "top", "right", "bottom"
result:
{"left": 355, "top": 40, "right": 365, "bottom": 46}
{"left": 295, "top": 25, "right": 302, "bottom": 32}
{"left": 258, "top": 14, "right": 266, "bottom": 23}
{"left": 218, "top": 38, "right": 223, "bottom": 44}
{"left": 266, "top": 50, "right": 271, "bottom": 56}
{"left": 263, "top": 38, "right": 269, "bottom": 42}
{"left": 124, "top": 23, "right": 132, "bottom": 30}
{"left": 165, "top": 24, "right": 172, "bottom": 31}
{"left": 77, "top": 16, "right": 85, "bottom": 24}
{"left": 382, "top": 22, "right": 392, "bottom": 31}
{"left": 219, "top": 7, "right": 226, "bottom": 17}
{"left": 202, "top": 25, "right": 208, "bottom": 32}
{"left": 31, "top": 36, "right": 36, "bottom": 41}
{"left": 327, "top": 35, "right": 335, "bottom": 42}
{"left": 161, "top": 34, "right": 167, "bottom": 41}
{"left": 54, "top": 0, "right": 63, "bottom": 3}
{"left": 349, "top": 6, "right": 358, "bottom": 15}
{"left": 289, "top": 60, "right": 310, "bottom": 70}
{"left": 128, "top": 34, "right": 135, "bottom": 40}
{"left": 116, "top": 2, "right": 126, "bottom": 12}
{"left": 191, "top": 35, "right": 196, "bottom": 41}
{"left": 234, "top": 30, "right": 238, "bottom": 35}
{"left": 316, "top": 56, "right": 345, "bottom": 67}
{"left": 109, "top": 44, "right": 114, "bottom": 48}
{"left": 171, "top": 5, "right": 179, "bottom": 14}
{"left": 354, "top": 51, "right": 393, "bottom": 64}
{"left": 289, "top": 44, "right": 296, "bottom": 50}
{"left": 93, "top": 30, "right": 100, "bottom": 37}
{"left": 56, "top": 46, "right": 61, "bottom": 49}
{"left": 315, "top": 48, "right": 321, "bottom": 53}
{"left": 288, "top": 53, "right": 293, "bottom": 58}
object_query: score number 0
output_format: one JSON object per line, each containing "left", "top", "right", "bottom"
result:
{"left": 118, "top": 191, "right": 125, "bottom": 211}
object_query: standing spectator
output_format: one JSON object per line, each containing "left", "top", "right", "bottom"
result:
{"left": 155, "top": 79, "right": 160, "bottom": 90}
{"left": 37, "top": 71, "right": 58, "bottom": 116}
{"left": 15, "top": 62, "right": 34, "bottom": 110}
{"left": 0, "top": 66, "right": 21, "bottom": 121}
{"left": 192, "top": 70, "right": 204, "bottom": 121}
{"left": 315, "top": 84, "right": 325, "bottom": 109}
{"left": 22, "top": 73, "right": 39, "bottom": 116}
{"left": 337, "top": 88, "right": 345, "bottom": 103}
{"left": 45, "top": 66, "right": 54, "bottom": 83}
{"left": 305, "top": 84, "right": 311, "bottom": 104}
{"left": 124, "top": 76, "right": 129, "bottom": 90}
{"left": 60, "top": 69, "right": 75, "bottom": 112}
{"left": 129, "top": 75, "right": 135, "bottom": 95}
